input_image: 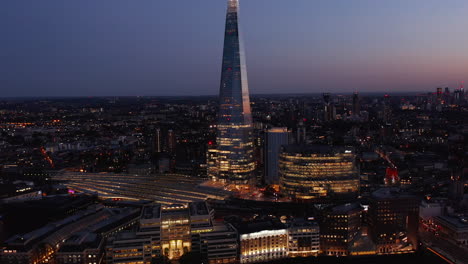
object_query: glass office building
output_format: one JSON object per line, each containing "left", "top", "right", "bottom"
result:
{"left": 279, "top": 145, "right": 359, "bottom": 202}
{"left": 209, "top": 0, "right": 255, "bottom": 185}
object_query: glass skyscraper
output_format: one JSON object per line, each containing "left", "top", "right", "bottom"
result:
{"left": 208, "top": 0, "right": 255, "bottom": 185}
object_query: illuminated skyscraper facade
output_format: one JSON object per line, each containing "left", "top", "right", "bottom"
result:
{"left": 209, "top": 0, "right": 255, "bottom": 185}
{"left": 279, "top": 145, "right": 359, "bottom": 202}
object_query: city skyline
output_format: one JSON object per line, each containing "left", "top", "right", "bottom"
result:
{"left": 1, "top": 0, "right": 468, "bottom": 97}
{"left": 0, "top": 1, "right": 467, "bottom": 263}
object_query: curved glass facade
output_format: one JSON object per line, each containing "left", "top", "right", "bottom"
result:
{"left": 209, "top": 0, "right": 255, "bottom": 185}
{"left": 279, "top": 145, "right": 359, "bottom": 202}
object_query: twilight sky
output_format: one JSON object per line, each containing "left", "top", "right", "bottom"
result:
{"left": 1, "top": 0, "right": 468, "bottom": 97}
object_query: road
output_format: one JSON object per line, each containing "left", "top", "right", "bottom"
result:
{"left": 420, "top": 231, "right": 468, "bottom": 263}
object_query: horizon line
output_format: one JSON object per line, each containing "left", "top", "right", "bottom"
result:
{"left": 0, "top": 91, "right": 437, "bottom": 100}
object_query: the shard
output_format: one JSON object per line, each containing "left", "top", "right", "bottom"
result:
{"left": 208, "top": 0, "right": 255, "bottom": 185}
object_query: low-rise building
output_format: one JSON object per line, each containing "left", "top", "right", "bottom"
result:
{"left": 106, "top": 232, "right": 151, "bottom": 264}
{"left": 239, "top": 228, "right": 288, "bottom": 264}
{"left": 287, "top": 220, "right": 320, "bottom": 257}
{"left": 420, "top": 199, "right": 445, "bottom": 221}
{"left": 199, "top": 223, "right": 238, "bottom": 264}
{"left": 106, "top": 202, "right": 238, "bottom": 263}
{"left": 55, "top": 232, "right": 103, "bottom": 264}
{"left": 0, "top": 205, "right": 139, "bottom": 264}
{"left": 434, "top": 215, "right": 468, "bottom": 246}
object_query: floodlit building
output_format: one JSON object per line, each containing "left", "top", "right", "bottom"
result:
{"left": 239, "top": 229, "right": 288, "bottom": 263}
{"left": 159, "top": 204, "right": 192, "bottom": 259}
{"left": 279, "top": 145, "right": 359, "bottom": 202}
{"left": 209, "top": 0, "right": 255, "bottom": 186}
{"left": 107, "top": 202, "right": 238, "bottom": 263}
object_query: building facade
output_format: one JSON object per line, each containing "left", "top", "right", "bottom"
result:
{"left": 0, "top": 205, "right": 139, "bottom": 264}
{"left": 107, "top": 202, "right": 238, "bottom": 264}
{"left": 208, "top": 0, "right": 255, "bottom": 186}
{"left": 368, "top": 188, "right": 419, "bottom": 254}
{"left": 287, "top": 221, "right": 320, "bottom": 257}
{"left": 56, "top": 243, "right": 102, "bottom": 264}
{"left": 279, "top": 145, "right": 359, "bottom": 202}
{"left": 264, "top": 127, "right": 290, "bottom": 185}
{"left": 352, "top": 92, "right": 360, "bottom": 116}
{"left": 323, "top": 93, "right": 336, "bottom": 122}
{"left": 320, "top": 203, "right": 362, "bottom": 256}
{"left": 239, "top": 229, "right": 288, "bottom": 263}
{"left": 434, "top": 215, "right": 468, "bottom": 246}
{"left": 199, "top": 223, "right": 238, "bottom": 264}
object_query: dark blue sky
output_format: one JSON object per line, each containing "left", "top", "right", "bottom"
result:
{"left": 1, "top": 0, "right": 467, "bottom": 97}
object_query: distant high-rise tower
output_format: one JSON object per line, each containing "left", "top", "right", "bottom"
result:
{"left": 352, "top": 91, "right": 360, "bottom": 116}
{"left": 382, "top": 94, "right": 391, "bottom": 123}
{"left": 323, "top": 93, "right": 335, "bottom": 122}
{"left": 155, "top": 128, "right": 162, "bottom": 153}
{"left": 208, "top": 0, "right": 255, "bottom": 185}
{"left": 434, "top": 87, "right": 443, "bottom": 107}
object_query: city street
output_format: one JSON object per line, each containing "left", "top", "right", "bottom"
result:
{"left": 420, "top": 231, "right": 468, "bottom": 263}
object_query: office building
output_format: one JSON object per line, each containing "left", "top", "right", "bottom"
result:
{"left": 352, "top": 92, "right": 360, "bottom": 116}
{"left": 199, "top": 223, "right": 238, "bottom": 264}
{"left": 106, "top": 232, "right": 151, "bottom": 264}
{"left": 368, "top": 188, "right": 419, "bottom": 254}
{"left": 155, "top": 128, "right": 162, "bottom": 153}
{"left": 287, "top": 220, "right": 320, "bottom": 257}
{"left": 279, "top": 145, "right": 359, "bottom": 202}
{"left": 209, "top": 0, "right": 255, "bottom": 186}
{"left": 107, "top": 202, "right": 238, "bottom": 263}
{"left": 320, "top": 203, "right": 362, "bottom": 256}
{"left": 264, "top": 127, "right": 290, "bottom": 185}
{"left": 323, "top": 93, "right": 336, "bottom": 122}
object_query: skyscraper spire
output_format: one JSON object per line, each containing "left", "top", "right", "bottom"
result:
{"left": 208, "top": 0, "right": 255, "bottom": 185}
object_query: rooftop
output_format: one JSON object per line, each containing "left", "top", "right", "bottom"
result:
{"left": 331, "top": 203, "right": 361, "bottom": 214}
{"left": 237, "top": 220, "right": 286, "bottom": 235}
{"left": 281, "top": 144, "right": 354, "bottom": 155}
{"left": 58, "top": 232, "right": 101, "bottom": 253}
{"left": 372, "top": 188, "right": 417, "bottom": 200}
{"left": 435, "top": 215, "right": 468, "bottom": 230}
{"left": 189, "top": 201, "right": 209, "bottom": 216}
{"left": 141, "top": 204, "right": 161, "bottom": 220}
